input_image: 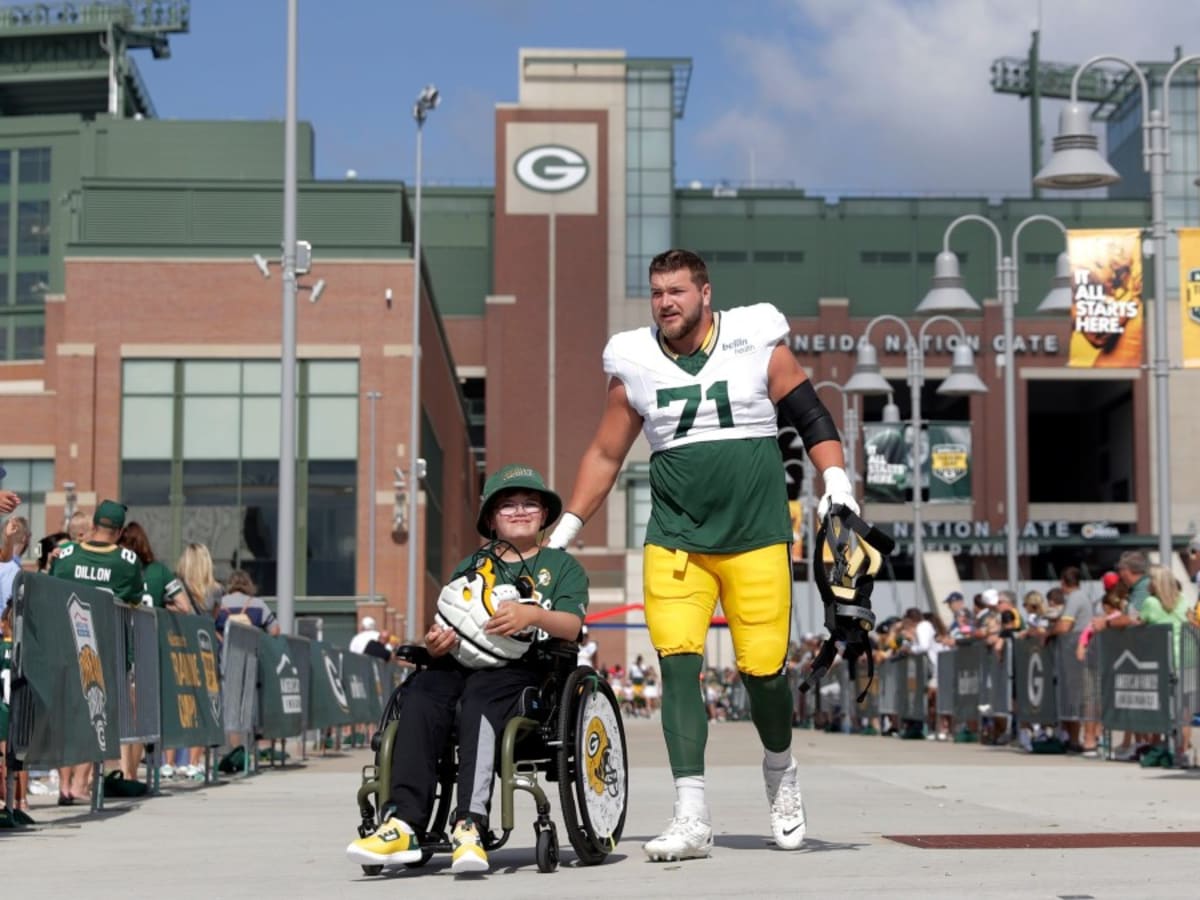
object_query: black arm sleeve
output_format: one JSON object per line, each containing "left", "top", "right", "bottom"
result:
{"left": 778, "top": 381, "right": 840, "bottom": 451}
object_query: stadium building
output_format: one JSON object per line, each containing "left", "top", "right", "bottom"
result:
{"left": 0, "top": 6, "right": 1196, "bottom": 649}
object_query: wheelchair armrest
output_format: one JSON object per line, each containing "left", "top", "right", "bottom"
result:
{"left": 393, "top": 644, "right": 434, "bottom": 668}
{"left": 530, "top": 638, "right": 579, "bottom": 666}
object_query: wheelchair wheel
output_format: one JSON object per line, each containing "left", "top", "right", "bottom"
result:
{"left": 535, "top": 824, "right": 560, "bottom": 873}
{"left": 556, "top": 667, "right": 627, "bottom": 865}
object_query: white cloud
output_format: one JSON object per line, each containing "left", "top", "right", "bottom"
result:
{"left": 692, "top": 0, "right": 1200, "bottom": 195}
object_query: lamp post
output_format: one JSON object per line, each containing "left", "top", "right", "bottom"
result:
{"left": 276, "top": 0, "right": 299, "bottom": 635}
{"left": 919, "top": 214, "right": 1070, "bottom": 595}
{"left": 366, "top": 391, "right": 381, "bottom": 608}
{"left": 845, "top": 315, "right": 988, "bottom": 609}
{"left": 405, "top": 84, "right": 439, "bottom": 643}
{"left": 1035, "top": 53, "right": 1200, "bottom": 565}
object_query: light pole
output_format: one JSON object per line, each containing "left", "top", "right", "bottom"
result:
{"left": 919, "top": 214, "right": 1070, "bottom": 595}
{"left": 405, "top": 84, "right": 439, "bottom": 643}
{"left": 1035, "top": 53, "right": 1200, "bottom": 565}
{"left": 366, "top": 391, "right": 381, "bottom": 609}
{"left": 276, "top": 0, "right": 299, "bottom": 635}
{"left": 845, "top": 315, "right": 988, "bottom": 610}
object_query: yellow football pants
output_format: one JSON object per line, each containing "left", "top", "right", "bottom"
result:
{"left": 642, "top": 542, "right": 792, "bottom": 677}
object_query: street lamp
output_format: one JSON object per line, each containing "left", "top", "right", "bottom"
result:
{"left": 405, "top": 84, "right": 439, "bottom": 643}
{"left": 276, "top": 0, "right": 300, "bottom": 634}
{"left": 845, "top": 315, "right": 988, "bottom": 609}
{"left": 1035, "top": 52, "right": 1200, "bottom": 566}
{"left": 920, "top": 213, "right": 1068, "bottom": 595}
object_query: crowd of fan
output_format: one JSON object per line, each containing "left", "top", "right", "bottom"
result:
{"left": 799, "top": 550, "right": 1197, "bottom": 765}
{"left": 1, "top": 498, "right": 281, "bottom": 826}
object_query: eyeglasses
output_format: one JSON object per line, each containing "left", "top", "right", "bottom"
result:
{"left": 496, "top": 499, "right": 544, "bottom": 516}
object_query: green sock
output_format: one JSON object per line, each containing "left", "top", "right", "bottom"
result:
{"left": 660, "top": 653, "right": 707, "bottom": 777}
{"left": 743, "top": 671, "right": 793, "bottom": 753}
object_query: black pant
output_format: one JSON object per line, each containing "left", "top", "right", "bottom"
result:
{"left": 386, "top": 661, "right": 541, "bottom": 831}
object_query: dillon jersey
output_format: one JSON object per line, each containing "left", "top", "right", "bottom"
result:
{"left": 50, "top": 541, "right": 145, "bottom": 605}
{"left": 604, "top": 303, "right": 792, "bottom": 553}
{"left": 604, "top": 303, "right": 787, "bottom": 452}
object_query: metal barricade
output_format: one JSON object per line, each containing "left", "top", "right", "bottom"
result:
{"left": 115, "top": 605, "right": 162, "bottom": 746}
{"left": 221, "top": 623, "right": 260, "bottom": 735}
{"left": 878, "top": 657, "right": 903, "bottom": 718}
{"left": 1178, "top": 626, "right": 1200, "bottom": 719}
{"left": 952, "top": 641, "right": 983, "bottom": 724}
{"left": 980, "top": 639, "right": 1012, "bottom": 716}
{"left": 1054, "top": 634, "right": 1088, "bottom": 723}
{"left": 936, "top": 648, "right": 956, "bottom": 718}
{"left": 902, "top": 655, "right": 928, "bottom": 722}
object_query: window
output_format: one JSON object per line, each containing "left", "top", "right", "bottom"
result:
{"left": 625, "top": 67, "right": 675, "bottom": 294}
{"left": 0, "top": 459, "right": 54, "bottom": 558}
{"left": 18, "top": 148, "right": 50, "bottom": 184}
{"left": 15, "top": 271, "right": 49, "bottom": 306}
{"left": 861, "top": 250, "right": 912, "bottom": 264}
{"left": 0, "top": 146, "right": 52, "bottom": 360}
{"left": 1023, "top": 252, "right": 1058, "bottom": 265}
{"left": 120, "top": 359, "right": 360, "bottom": 595}
{"left": 754, "top": 251, "right": 805, "bottom": 263}
{"left": 16, "top": 201, "right": 49, "bottom": 256}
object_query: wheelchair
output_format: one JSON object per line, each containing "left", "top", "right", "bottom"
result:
{"left": 354, "top": 639, "right": 628, "bottom": 875}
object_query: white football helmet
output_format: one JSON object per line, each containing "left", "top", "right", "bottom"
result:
{"left": 435, "top": 572, "right": 540, "bottom": 669}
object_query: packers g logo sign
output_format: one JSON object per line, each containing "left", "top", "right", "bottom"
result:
{"left": 514, "top": 145, "right": 589, "bottom": 193}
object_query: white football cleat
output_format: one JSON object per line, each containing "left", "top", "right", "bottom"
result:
{"left": 643, "top": 807, "right": 713, "bottom": 862}
{"left": 764, "top": 757, "right": 806, "bottom": 849}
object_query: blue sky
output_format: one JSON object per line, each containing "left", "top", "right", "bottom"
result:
{"left": 143, "top": 0, "right": 1200, "bottom": 196}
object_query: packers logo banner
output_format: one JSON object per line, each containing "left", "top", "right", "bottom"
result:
{"left": 1180, "top": 228, "right": 1200, "bottom": 368}
{"left": 1067, "top": 228, "right": 1144, "bottom": 368}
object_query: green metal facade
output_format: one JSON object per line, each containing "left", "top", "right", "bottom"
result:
{"left": 673, "top": 191, "right": 1151, "bottom": 318}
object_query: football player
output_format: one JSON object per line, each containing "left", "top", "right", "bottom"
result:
{"left": 346, "top": 464, "right": 588, "bottom": 876}
{"left": 548, "top": 249, "right": 857, "bottom": 859}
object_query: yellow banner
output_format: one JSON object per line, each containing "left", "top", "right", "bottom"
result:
{"left": 1180, "top": 228, "right": 1200, "bottom": 368}
{"left": 1066, "top": 228, "right": 1143, "bottom": 368}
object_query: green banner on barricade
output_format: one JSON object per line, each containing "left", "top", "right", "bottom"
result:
{"left": 952, "top": 640, "right": 983, "bottom": 723}
{"left": 13, "top": 573, "right": 123, "bottom": 767}
{"left": 308, "top": 641, "right": 352, "bottom": 731}
{"left": 340, "top": 651, "right": 378, "bottom": 725}
{"left": 258, "top": 634, "right": 305, "bottom": 739}
{"left": 157, "top": 611, "right": 224, "bottom": 748}
{"left": 1099, "top": 624, "right": 1174, "bottom": 734}
{"left": 1013, "top": 638, "right": 1058, "bottom": 725}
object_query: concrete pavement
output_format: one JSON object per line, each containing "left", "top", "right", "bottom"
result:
{"left": 3, "top": 720, "right": 1199, "bottom": 898}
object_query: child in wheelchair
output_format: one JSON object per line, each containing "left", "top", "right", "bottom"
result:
{"left": 346, "top": 464, "right": 588, "bottom": 875}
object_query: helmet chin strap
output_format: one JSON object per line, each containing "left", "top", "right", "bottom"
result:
{"left": 799, "top": 504, "right": 895, "bottom": 703}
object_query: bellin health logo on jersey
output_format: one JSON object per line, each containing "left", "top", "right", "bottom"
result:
{"left": 68, "top": 595, "right": 108, "bottom": 753}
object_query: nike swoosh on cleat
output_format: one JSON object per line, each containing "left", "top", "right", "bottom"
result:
{"left": 782, "top": 824, "right": 804, "bottom": 836}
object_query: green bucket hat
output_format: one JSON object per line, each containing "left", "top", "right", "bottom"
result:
{"left": 476, "top": 464, "right": 563, "bottom": 537}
